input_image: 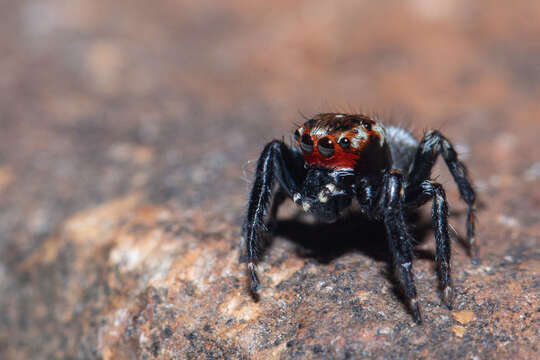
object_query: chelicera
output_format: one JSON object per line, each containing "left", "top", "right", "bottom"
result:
{"left": 243, "top": 113, "right": 477, "bottom": 323}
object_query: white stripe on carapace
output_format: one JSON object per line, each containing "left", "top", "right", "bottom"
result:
{"left": 351, "top": 126, "right": 368, "bottom": 148}
{"left": 373, "top": 123, "right": 387, "bottom": 146}
{"left": 310, "top": 127, "right": 329, "bottom": 137}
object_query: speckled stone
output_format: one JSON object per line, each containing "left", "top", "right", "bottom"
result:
{"left": 0, "top": 1, "right": 539, "bottom": 359}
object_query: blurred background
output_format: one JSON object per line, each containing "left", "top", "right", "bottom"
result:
{"left": 0, "top": 1, "right": 539, "bottom": 358}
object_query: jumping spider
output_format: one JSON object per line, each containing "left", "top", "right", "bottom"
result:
{"left": 243, "top": 113, "right": 476, "bottom": 323}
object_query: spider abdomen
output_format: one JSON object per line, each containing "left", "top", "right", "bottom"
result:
{"left": 386, "top": 126, "right": 419, "bottom": 173}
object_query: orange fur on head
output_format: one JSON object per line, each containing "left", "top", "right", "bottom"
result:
{"left": 296, "top": 113, "right": 383, "bottom": 169}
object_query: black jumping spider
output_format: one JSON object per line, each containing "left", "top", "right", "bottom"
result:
{"left": 243, "top": 113, "right": 476, "bottom": 323}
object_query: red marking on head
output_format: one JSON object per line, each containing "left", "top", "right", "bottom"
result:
{"left": 304, "top": 150, "right": 361, "bottom": 169}
{"left": 299, "top": 132, "right": 363, "bottom": 169}
{"left": 295, "top": 113, "right": 383, "bottom": 169}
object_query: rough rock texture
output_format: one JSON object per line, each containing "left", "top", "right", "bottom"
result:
{"left": 0, "top": 1, "right": 539, "bottom": 359}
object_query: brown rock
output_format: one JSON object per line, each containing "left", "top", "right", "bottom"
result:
{"left": 453, "top": 325, "right": 467, "bottom": 339}
{"left": 0, "top": 167, "right": 14, "bottom": 192}
{"left": 1, "top": 1, "right": 539, "bottom": 359}
{"left": 453, "top": 310, "right": 476, "bottom": 325}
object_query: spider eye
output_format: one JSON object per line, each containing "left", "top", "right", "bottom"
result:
{"left": 300, "top": 134, "right": 314, "bottom": 153}
{"left": 294, "top": 129, "right": 301, "bottom": 141}
{"left": 362, "top": 120, "right": 372, "bottom": 131}
{"left": 339, "top": 137, "right": 351, "bottom": 149}
{"left": 317, "top": 137, "right": 334, "bottom": 157}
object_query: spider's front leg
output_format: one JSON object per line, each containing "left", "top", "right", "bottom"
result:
{"left": 243, "top": 140, "right": 304, "bottom": 294}
{"left": 379, "top": 170, "right": 423, "bottom": 323}
{"left": 407, "top": 130, "right": 477, "bottom": 259}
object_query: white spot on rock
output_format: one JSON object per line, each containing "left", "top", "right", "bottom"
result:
{"left": 524, "top": 162, "right": 540, "bottom": 181}
{"left": 497, "top": 214, "right": 519, "bottom": 228}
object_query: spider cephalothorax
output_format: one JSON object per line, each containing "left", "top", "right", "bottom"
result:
{"left": 243, "top": 113, "right": 477, "bottom": 323}
{"left": 294, "top": 113, "right": 389, "bottom": 171}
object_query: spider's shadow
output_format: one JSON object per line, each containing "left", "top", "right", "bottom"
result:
{"left": 273, "top": 210, "right": 434, "bottom": 265}
{"left": 253, "top": 209, "right": 474, "bottom": 317}
{"left": 269, "top": 210, "right": 438, "bottom": 317}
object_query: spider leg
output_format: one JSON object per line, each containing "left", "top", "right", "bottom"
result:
{"left": 239, "top": 187, "right": 286, "bottom": 266}
{"left": 420, "top": 181, "right": 454, "bottom": 307}
{"left": 407, "top": 130, "right": 477, "bottom": 259}
{"left": 243, "top": 140, "right": 303, "bottom": 293}
{"left": 269, "top": 187, "right": 288, "bottom": 225}
{"left": 381, "top": 170, "right": 423, "bottom": 323}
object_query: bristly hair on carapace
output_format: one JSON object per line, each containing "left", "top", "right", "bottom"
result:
{"left": 293, "top": 113, "right": 385, "bottom": 169}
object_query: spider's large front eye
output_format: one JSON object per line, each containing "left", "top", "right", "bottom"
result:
{"left": 317, "top": 137, "right": 334, "bottom": 157}
{"left": 301, "top": 134, "right": 314, "bottom": 153}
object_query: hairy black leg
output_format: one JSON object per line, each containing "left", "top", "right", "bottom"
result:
{"left": 244, "top": 140, "right": 303, "bottom": 293}
{"left": 380, "top": 170, "right": 423, "bottom": 323}
{"left": 263, "top": 187, "right": 288, "bottom": 237}
{"left": 407, "top": 130, "right": 477, "bottom": 259}
{"left": 420, "top": 181, "right": 454, "bottom": 307}
{"left": 270, "top": 188, "right": 287, "bottom": 223}
{"left": 240, "top": 188, "right": 286, "bottom": 265}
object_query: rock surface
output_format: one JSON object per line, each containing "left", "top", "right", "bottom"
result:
{"left": 0, "top": 1, "right": 539, "bottom": 359}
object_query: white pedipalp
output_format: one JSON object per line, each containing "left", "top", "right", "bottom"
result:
{"left": 325, "top": 183, "right": 337, "bottom": 192}
{"left": 318, "top": 191, "right": 329, "bottom": 203}
{"left": 317, "top": 183, "right": 346, "bottom": 203}
{"left": 330, "top": 168, "right": 354, "bottom": 182}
